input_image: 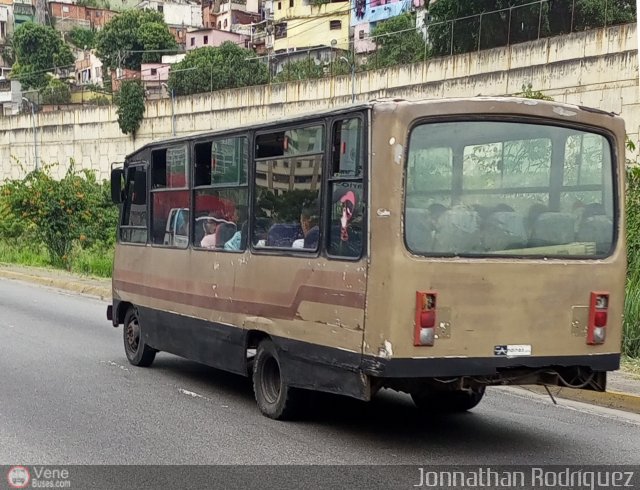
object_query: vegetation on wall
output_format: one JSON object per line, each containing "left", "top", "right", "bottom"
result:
{"left": 115, "top": 79, "right": 145, "bottom": 135}
{"left": 68, "top": 27, "right": 97, "bottom": 50}
{"left": 370, "top": 13, "right": 427, "bottom": 68}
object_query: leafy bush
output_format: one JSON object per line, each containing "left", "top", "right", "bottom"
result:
{"left": 1, "top": 162, "right": 118, "bottom": 268}
{"left": 41, "top": 77, "right": 71, "bottom": 105}
{"left": 68, "top": 27, "right": 97, "bottom": 50}
{"left": 116, "top": 80, "right": 145, "bottom": 135}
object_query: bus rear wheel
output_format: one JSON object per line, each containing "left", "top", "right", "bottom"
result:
{"left": 411, "top": 386, "right": 485, "bottom": 413}
{"left": 252, "top": 340, "right": 300, "bottom": 420}
{"left": 123, "top": 308, "right": 156, "bottom": 367}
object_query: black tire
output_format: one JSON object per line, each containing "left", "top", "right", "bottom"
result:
{"left": 123, "top": 308, "right": 156, "bottom": 367}
{"left": 411, "top": 386, "right": 486, "bottom": 413}
{"left": 252, "top": 340, "right": 300, "bottom": 420}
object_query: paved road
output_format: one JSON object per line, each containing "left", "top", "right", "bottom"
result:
{"left": 1, "top": 278, "right": 640, "bottom": 466}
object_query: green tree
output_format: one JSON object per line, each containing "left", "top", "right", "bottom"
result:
{"left": 40, "top": 77, "right": 71, "bottom": 105}
{"left": 95, "top": 10, "right": 177, "bottom": 71}
{"left": 426, "top": 0, "right": 636, "bottom": 57}
{"left": 10, "top": 23, "right": 75, "bottom": 90}
{"left": 2, "top": 164, "right": 118, "bottom": 267}
{"left": 116, "top": 79, "right": 145, "bottom": 135}
{"left": 274, "top": 58, "right": 325, "bottom": 82}
{"left": 68, "top": 27, "right": 97, "bottom": 50}
{"left": 370, "top": 13, "right": 427, "bottom": 68}
{"left": 168, "top": 43, "right": 268, "bottom": 96}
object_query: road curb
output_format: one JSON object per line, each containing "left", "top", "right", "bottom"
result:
{"left": 520, "top": 385, "right": 640, "bottom": 415}
{"left": 0, "top": 267, "right": 111, "bottom": 300}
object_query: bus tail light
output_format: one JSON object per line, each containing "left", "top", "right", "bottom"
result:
{"left": 415, "top": 291, "right": 437, "bottom": 346}
{"left": 587, "top": 292, "right": 609, "bottom": 345}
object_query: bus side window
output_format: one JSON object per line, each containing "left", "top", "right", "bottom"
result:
{"left": 120, "top": 165, "right": 148, "bottom": 244}
{"left": 328, "top": 118, "right": 364, "bottom": 258}
{"left": 150, "top": 145, "right": 190, "bottom": 248}
{"left": 253, "top": 125, "right": 324, "bottom": 251}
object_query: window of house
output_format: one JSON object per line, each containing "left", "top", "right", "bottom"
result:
{"left": 204, "top": 35, "right": 209, "bottom": 43}
{"left": 193, "top": 136, "right": 249, "bottom": 251}
{"left": 157, "top": 4, "right": 163, "bottom": 12}
{"left": 120, "top": 165, "right": 148, "bottom": 244}
{"left": 217, "top": 21, "right": 221, "bottom": 29}
{"left": 278, "top": 1, "right": 282, "bottom": 9}
{"left": 190, "top": 37, "right": 195, "bottom": 46}
{"left": 223, "top": 19, "right": 228, "bottom": 28}
{"left": 150, "top": 145, "right": 189, "bottom": 248}
{"left": 62, "top": 6, "right": 69, "bottom": 12}
{"left": 274, "top": 22, "right": 287, "bottom": 39}
{"left": 253, "top": 125, "right": 324, "bottom": 251}
{"left": 289, "top": 0, "right": 293, "bottom": 7}
{"left": 330, "top": 20, "right": 341, "bottom": 30}
{"left": 358, "top": 29, "right": 365, "bottom": 39}
{"left": 150, "top": 68, "right": 157, "bottom": 76}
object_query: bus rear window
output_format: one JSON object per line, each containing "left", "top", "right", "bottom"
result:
{"left": 405, "top": 121, "right": 615, "bottom": 257}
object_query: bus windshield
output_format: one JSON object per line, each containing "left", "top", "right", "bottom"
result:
{"left": 405, "top": 121, "right": 615, "bottom": 257}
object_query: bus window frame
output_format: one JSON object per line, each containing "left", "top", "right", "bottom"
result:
{"left": 191, "top": 133, "right": 250, "bottom": 253}
{"left": 402, "top": 115, "right": 620, "bottom": 260}
{"left": 149, "top": 143, "right": 191, "bottom": 249}
{"left": 250, "top": 120, "right": 327, "bottom": 257}
{"left": 325, "top": 112, "right": 368, "bottom": 262}
{"left": 118, "top": 159, "right": 150, "bottom": 247}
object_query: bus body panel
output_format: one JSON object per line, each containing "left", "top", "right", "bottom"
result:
{"left": 363, "top": 100, "right": 626, "bottom": 374}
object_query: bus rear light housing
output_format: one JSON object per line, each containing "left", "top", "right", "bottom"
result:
{"left": 587, "top": 292, "right": 609, "bottom": 345}
{"left": 415, "top": 291, "right": 437, "bottom": 346}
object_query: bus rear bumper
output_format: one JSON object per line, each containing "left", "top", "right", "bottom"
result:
{"left": 362, "top": 353, "right": 620, "bottom": 379}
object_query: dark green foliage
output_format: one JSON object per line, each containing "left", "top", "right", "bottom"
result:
{"left": 41, "top": 77, "right": 71, "bottom": 105}
{"left": 1, "top": 163, "right": 118, "bottom": 268}
{"left": 168, "top": 43, "right": 268, "bottom": 96}
{"left": 426, "top": 0, "right": 636, "bottom": 57}
{"left": 10, "top": 23, "right": 75, "bottom": 90}
{"left": 371, "top": 13, "right": 427, "bottom": 68}
{"left": 116, "top": 79, "right": 145, "bottom": 135}
{"left": 68, "top": 27, "right": 97, "bottom": 50}
{"left": 95, "top": 10, "right": 177, "bottom": 71}
{"left": 274, "top": 58, "right": 325, "bottom": 82}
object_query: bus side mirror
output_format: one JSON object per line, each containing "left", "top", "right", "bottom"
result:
{"left": 111, "top": 168, "right": 124, "bottom": 204}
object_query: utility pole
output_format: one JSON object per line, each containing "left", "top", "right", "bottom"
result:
{"left": 22, "top": 97, "right": 38, "bottom": 171}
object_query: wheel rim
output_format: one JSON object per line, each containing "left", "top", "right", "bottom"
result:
{"left": 125, "top": 317, "right": 140, "bottom": 354}
{"left": 261, "top": 356, "right": 281, "bottom": 404}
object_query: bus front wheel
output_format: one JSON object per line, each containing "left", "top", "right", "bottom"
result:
{"left": 123, "top": 308, "right": 156, "bottom": 367}
{"left": 252, "top": 340, "right": 300, "bottom": 420}
{"left": 411, "top": 386, "right": 485, "bottom": 413}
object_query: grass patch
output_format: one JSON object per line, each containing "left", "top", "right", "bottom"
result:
{"left": 0, "top": 239, "right": 113, "bottom": 278}
{"left": 69, "top": 243, "right": 113, "bottom": 278}
{"left": 621, "top": 356, "right": 640, "bottom": 379}
{"left": 623, "top": 272, "right": 640, "bottom": 359}
{"left": 0, "top": 239, "right": 50, "bottom": 267}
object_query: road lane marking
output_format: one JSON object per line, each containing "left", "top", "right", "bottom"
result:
{"left": 100, "top": 360, "right": 131, "bottom": 372}
{"left": 178, "top": 388, "right": 209, "bottom": 400}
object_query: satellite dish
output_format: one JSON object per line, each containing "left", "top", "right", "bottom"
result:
{"left": 330, "top": 39, "right": 337, "bottom": 47}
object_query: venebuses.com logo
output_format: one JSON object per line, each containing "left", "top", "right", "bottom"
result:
{"left": 7, "top": 466, "right": 30, "bottom": 489}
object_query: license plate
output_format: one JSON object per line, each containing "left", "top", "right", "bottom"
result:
{"left": 494, "top": 344, "right": 532, "bottom": 357}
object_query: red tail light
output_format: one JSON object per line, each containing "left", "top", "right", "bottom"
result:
{"left": 414, "top": 291, "right": 437, "bottom": 346}
{"left": 587, "top": 291, "right": 609, "bottom": 345}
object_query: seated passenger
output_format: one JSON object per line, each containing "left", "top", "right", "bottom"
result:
{"left": 200, "top": 211, "right": 233, "bottom": 249}
{"left": 292, "top": 207, "right": 319, "bottom": 249}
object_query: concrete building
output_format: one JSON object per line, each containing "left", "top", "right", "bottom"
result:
{"left": 12, "top": 0, "right": 34, "bottom": 26}
{"left": 202, "top": 0, "right": 260, "bottom": 32}
{"left": 0, "top": 79, "right": 22, "bottom": 116}
{"left": 272, "top": 0, "right": 350, "bottom": 54}
{"left": 137, "top": 0, "right": 202, "bottom": 27}
{"left": 186, "top": 27, "right": 247, "bottom": 50}
{"left": 140, "top": 62, "right": 170, "bottom": 98}
{"left": 75, "top": 50, "right": 104, "bottom": 86}
{"left": 351, "top": 0, "right": 412, "bottom": 53}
